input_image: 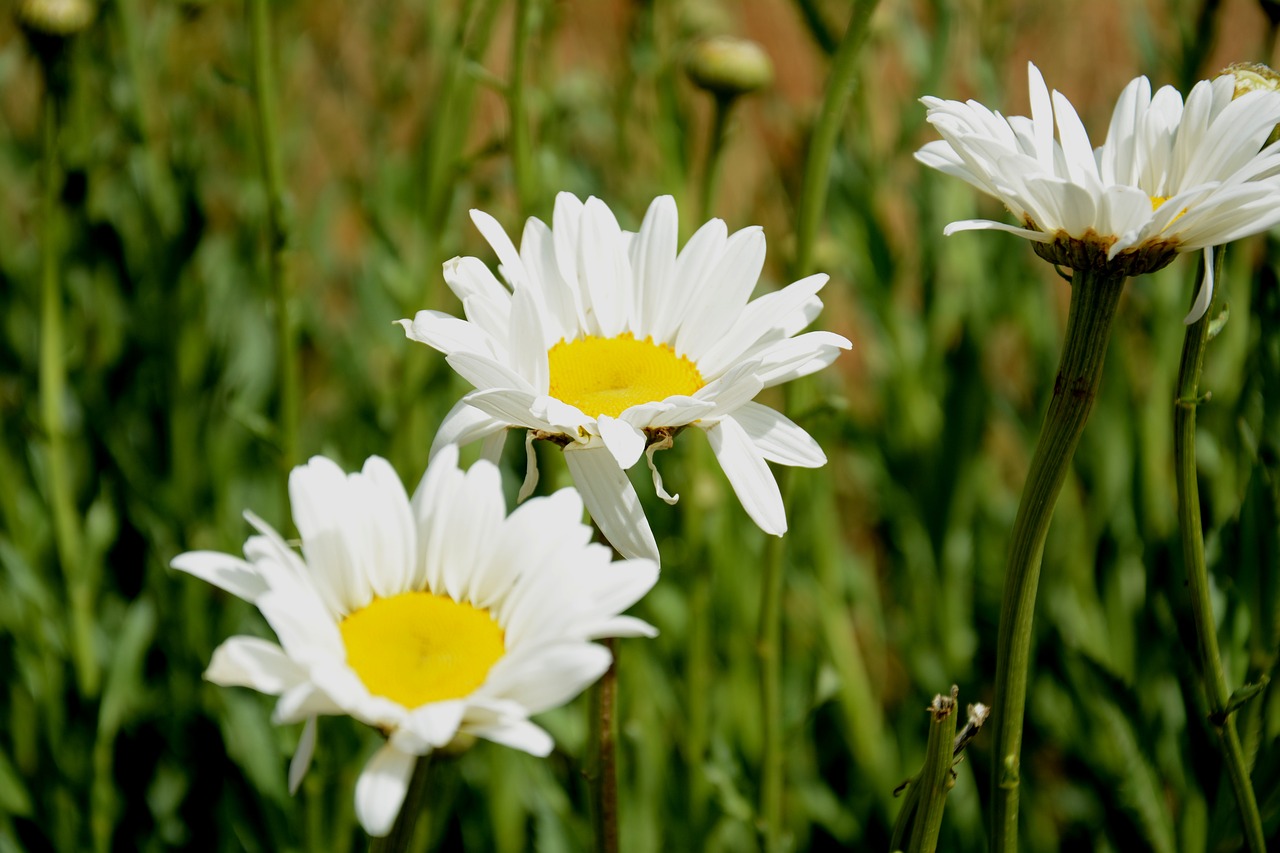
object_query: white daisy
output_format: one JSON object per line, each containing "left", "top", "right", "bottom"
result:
{"left": 400, "top": 193, "right": 851, "bottom": 562}
{"left": 171, "top": 447, "right": 658, "bottom": 837}
{"left": 916, "top": 62, "right": 1280, "bottom": 322}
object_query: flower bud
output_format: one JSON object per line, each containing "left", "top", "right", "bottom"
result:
{"left": 18, "top": 0, "right": 94, "bottom": 37}
{"left": 1220, "top": 62, "right": 1280, "bottom": 147}
{"left": 685, "top": 36, "right": 774, "bottom": 99}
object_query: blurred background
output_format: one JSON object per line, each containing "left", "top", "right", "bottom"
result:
{"left": 2, "top": 0, "right": 1280, "bottom": 849}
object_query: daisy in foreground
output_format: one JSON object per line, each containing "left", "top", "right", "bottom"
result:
{"left": 171, "top": 447, "right": 657, "bottom": 837}
{"left": 916, "top": 62, "right": 1280, "bottom": 321}
{"left": 401, "top": 193, "right": 850, "bottom": 561}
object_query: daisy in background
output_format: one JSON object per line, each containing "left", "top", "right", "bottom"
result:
{"left": 171, "top": 447, "right": 657, "bottom": 837}
{"left": 916, "top": 62, "right": 1280, "bottom": 321}
{"left": 401, "top": 193, "right": 850, "bottom": 562}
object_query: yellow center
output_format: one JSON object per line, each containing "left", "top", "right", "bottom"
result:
{"left": 339, "top": 591, "right": 505, "bottom": 708}
{"left": 547, "top": 333, "right": 706, "bottom": 419}
{"left": 1150, "top": 196, "right": 1169, "bottom": 210}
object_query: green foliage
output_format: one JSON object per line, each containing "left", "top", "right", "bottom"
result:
{"left": 1, "top": 0, "right": 1278, "bottom": 850}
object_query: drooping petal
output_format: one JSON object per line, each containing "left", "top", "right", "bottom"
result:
{"left": 704, "top": 417, "right": 787, "bottom": 536}
{"left": 562, "top": 443, "right": 659, "bottom": 562}
{"left": 354, "top": 744, "right": 418, "bottom": 838}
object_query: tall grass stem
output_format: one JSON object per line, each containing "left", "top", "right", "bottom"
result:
{"left": 698, "top": 95, "right": 733, "bottom": 221}
{"left": 248, "top": 0, "right": 300, "bottom": 506}
{"left": 989, "top": 267, "right": 1127, "bottom": 852}
{"left": 39, "top": 81, "right": 98, "bottom": 698}
{"left": 792, "top": 0, "right": 879, "bottom": 278}
{"left": 510, "top": 0, "right": 536, "bottom": 216}
{"left": 1173, "top": 251, "right": 1266, "bottom": 853}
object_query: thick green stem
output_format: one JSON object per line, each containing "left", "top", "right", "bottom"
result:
{"left": 792, "top": 0, "right": 879, "bottom": 278}
{"left": 908, "top": 689, "right": 960, "bottom": 853}
{"left": 39, "top": 83, "right": 98, "bottom": 698}
{"left": 1173, "top": 253, "right": 1267, "bottom": 853}
{"left": 368, "top": 756, "right": 432, "bottom": 853}
{"left": 990, "top": 267, "right": 1127, "bottom": 853}
{"left": 587, "top": 637, "right": 619, "bottom": 853}
{"left": 248, "top": 0, "right": 299, "bottom": 505}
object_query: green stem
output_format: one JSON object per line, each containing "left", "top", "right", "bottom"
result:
{"left": 1173, "top": 252, "right": 1267, "bottom": 853}
{"left": 757, "top": 485, "right": 790, "bottom": 853}
{"left": 39, "top": 79, "right": 98, "bottom": 698}
{"left": 792, "top": 0, "right": 880, "bottom": 278}
{"left": 698, "top": 95, "right": 733, "bottom": 221}
{"left": 907, "top": 689, "right": 960, "bottom": 853}
{"left": 248, "top": 0, "right": 299, "bottom": 505}
{"left": 587, "top": 637, "right": 619, "bottom": 853}
{"left": 510, "top": 0, "right": 536, "bottom": 216}
{"left": 368, "top": 756, "right": 432, "bottom": 853}
{"left": 989, "top": 267, "right": 1127, "bottom": 853}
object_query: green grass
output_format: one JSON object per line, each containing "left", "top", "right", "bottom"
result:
{"left": 1, "top": 0, "right": 1279, "bottom": 850}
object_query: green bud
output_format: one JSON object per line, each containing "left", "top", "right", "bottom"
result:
{"left": 685, "top": 36, "right": 774, "bottom": 99}
{"left": 18, "top": 0, "right": 94, "bottom": 37}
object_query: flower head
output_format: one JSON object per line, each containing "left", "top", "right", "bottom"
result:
{"left": 172, "top": 447, "right": 657, "bottom": 837}
{"left": 916, "top": 63, "right": 1280, "bottom": 321}
{"left": 400, "top": 193, "right": 850, "bottom": 561}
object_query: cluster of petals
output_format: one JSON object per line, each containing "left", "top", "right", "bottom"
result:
{"left": 171, "top": 447, "right": 658, "bottom": 836}
{"left": 400, "top": 193, "right": 850, "bottom": 561}
{"left": 916, "top": 63, "right": 1280, "bottom": 321}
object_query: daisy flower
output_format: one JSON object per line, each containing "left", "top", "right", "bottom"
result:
{"left": 171, "top": 447, "right": 658, "bottom": 837}
{"left": 400, "top": 193, "right": 850, "bottom": 562}
{"left": 916, "top": 63, "right": 1280, "bottom": 321}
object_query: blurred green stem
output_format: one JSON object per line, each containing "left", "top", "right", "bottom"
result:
{"left": 1173, "top": 251, "right": 1266, "bottom": 853}
{"left": 698, "top": 95, "right": 733, "bottom": 220}
{"left": 792, "top": 0, "right": 879, "bottom": 277}
{"left": 39, "top": 79, "right": 98, "bottom": 699}
{"left": 368, "top": 756, "right": 431, "bottom": 853}
{"left": 510, "top": 0, "right": 536, "bottom": 216}
{"left": 587, "top": 637, "right": 619, "bottom": 853}
{"left": 990, "top": 267, "right": 1126, "bottom": 853}
{"left": 248, "top": 0, "right": 300, "bottom": 503}
{"left": 757, "top": 476, "right": 793, "bottom": 853}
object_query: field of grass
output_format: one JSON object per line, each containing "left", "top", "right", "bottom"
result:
{"left": 2, "top": 0, "right": 1280, "bottom": 850}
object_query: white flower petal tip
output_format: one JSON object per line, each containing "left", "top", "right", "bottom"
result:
{"left": 174, "top": 450, "right": 661, "bottom": 825}
{"left": 918, "top": 67, "right": 1280, "bottom": 282}
{"left": 407, "top": 194, "right": 846, "bottom": 545}
{"left": 355, "top": 744, "right": 417, "bottom": 837}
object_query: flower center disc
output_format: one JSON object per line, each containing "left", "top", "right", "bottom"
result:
{"left": 340, "top": 591, "right": 505, "bottom": 708}
{"left": 547, "top": 333, "right": 705, "bottom": 419}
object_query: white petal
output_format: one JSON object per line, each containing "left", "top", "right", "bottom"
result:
{"left": 482, "top": 642, "right": 612, "bottom": 714}
{"left": 578, "top": 197, "right": 631, "bottom": 336}
{"left": 677, "top": 226, "right": 767, "bottom": 359}
{"left": 171, "top": 551, "right": 268, "bottom": 603}
{"left": 469, "top": 720, "right": 554, "bottom": 756}
{"left": 445, "top": 352, "right": 535, "bottom": 394}
{"left": 289, "top": 716, "right": 318, "bottom": 795}
{"left": 471, "top": 209, "right": 529, "bottom": 287}
{"left": 562, "top": 444, "right": 659, "bottom": 562}
{"left": 597, "top": 415, "right": 647, "bottom": 469}
{"left": 391, "top": 701, "right": 467, "bottom": 753}
{"left": 354, "top": 744, "right": 418, "bottom": 838}
{"left": 518, "top": 430, "right": 540, "bottom": 502}
{"left": 509, "top": 283, "right": 549, "bottom": 390}
{"left": 645, "top": 443, "right": 679, "bottom": 505}
{"left": 652, "top": 217, "right": 727, "bottom": 344}
{"left": 429, "top": 400, "right": 509, "bottom": 458}
{"left": 732, "top": 401, "right": 827, "bottom": 468}
{"left": 398, "top": 310, "right": 501, "bottom": 361}
{"left": 205, "top": 636, "right": 307, "bottom": 695}
{"left": 705, "top": 417, "right": 787, "bottom": 535}
{"left": 630, "top": 195, "right": 678, "bottom": 334}
{"left": 941, "top": 219, "right": 1052, "bottom": 241}
{"left": 1184, "top": 245, "right": 1215, "bottom": 325}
